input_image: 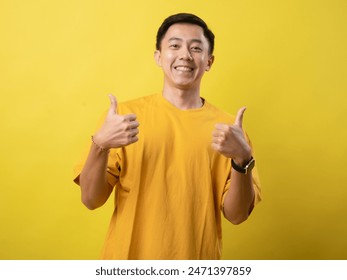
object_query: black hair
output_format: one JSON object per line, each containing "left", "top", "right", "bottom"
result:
{"left": 156, "top": 13, "right": 215, "bottom": 55}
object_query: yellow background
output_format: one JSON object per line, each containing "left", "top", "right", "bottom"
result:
{"left": 1, "top": 0, "right": 346, "bottom": 259}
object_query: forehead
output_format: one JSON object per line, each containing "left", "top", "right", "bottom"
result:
{"left": 163, "top": 23, "right": 207, "bottom": 43}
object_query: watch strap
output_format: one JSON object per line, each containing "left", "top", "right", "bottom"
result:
{"left": 231, "top": 157, "right": 255, "bottom": 174}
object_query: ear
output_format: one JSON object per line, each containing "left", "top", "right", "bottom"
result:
{"left": 205, "top": 55, "right": 215, "bottom": 71}
{"left": 154, "top": 50, "right": 162, "bottom": 67}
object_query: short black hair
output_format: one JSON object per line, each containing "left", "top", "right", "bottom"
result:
{"left": 156, "top": 13, "right": 215, "bottom": 55}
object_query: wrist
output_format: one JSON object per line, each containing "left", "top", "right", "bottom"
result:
{"left": 233, "top": 158, "right": 251, "bottom": 167}
{"left": 91, "top": 135, "right": 109, "bottom": 152}
{"left": 231, "top": 156, "right": 255, "bottom": 175}
{"left": 233, "top": 150, "right": 252, "bottom": 166}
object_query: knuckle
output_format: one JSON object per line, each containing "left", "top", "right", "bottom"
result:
{"left": 117, "top": 115, "right": 126, "bottom": 122}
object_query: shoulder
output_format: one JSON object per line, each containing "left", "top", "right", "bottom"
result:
{"left": 117, "top": 94, "right": 158, "bottom": 114}
{"left": 203, "top": 99, "right": 235, "bottom": 123}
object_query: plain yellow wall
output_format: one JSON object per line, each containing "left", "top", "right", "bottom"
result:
{"left": 1, "top": 0, "right": 346, "bottom": 259}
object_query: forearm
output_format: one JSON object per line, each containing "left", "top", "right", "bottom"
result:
{"left": 79, "top": 143, "right": 114, "bottom": 210}
{"left": 223, "top": 170, "right": 255, "bottom": 225}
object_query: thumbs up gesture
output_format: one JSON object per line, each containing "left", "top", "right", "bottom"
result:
{"left": 92, "top": 94, "right": 139, "bottom": 150}
{"left": 212, "top": 107, "right": 252, "bottom": 165}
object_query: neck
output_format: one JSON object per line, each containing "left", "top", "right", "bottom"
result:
{"left": 162, "top": 85, "right": 203, "bottom": 110}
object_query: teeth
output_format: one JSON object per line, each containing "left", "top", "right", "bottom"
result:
{"left": 175, "top": 66, "right": 193, "bottom": 72}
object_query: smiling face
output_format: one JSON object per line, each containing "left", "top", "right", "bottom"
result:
{"left": 154, "top": 23, "right": 214, "bottom": 91}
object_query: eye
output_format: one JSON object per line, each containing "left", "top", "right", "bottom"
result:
{"left": 191, "top": 46, "right": 202, "bottom": 52}
{"left": 169, "top": 44, "right": 180, "bottom": 49}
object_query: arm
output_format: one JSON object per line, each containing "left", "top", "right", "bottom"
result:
{"left": 212, "top": 107, "right": 255, "bottom": 224}
{"left": 78, "top": 142, "right": 113, "bottom": 210}
{"left": 223, "top": 158, "right": 255, "bottom": 224}
{"left": 77, "top": 94, "right": 139, "bottom": 210}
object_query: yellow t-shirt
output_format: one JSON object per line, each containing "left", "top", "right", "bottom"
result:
{"left": 74, "top": 94, "right": 261, "bottom": 259}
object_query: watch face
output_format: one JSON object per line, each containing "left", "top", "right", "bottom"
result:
{"left": 232, "top": 157, "right": 255, "bottom": 174}
{"left": 245, "top": 158, "right": 255, "bottom": 174}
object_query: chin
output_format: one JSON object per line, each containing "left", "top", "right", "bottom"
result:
{"left": 174, "top": 82, "right": 195, "bottom": 90}
{"left": 172, "top": 77, "right": 196, "bottom": 87}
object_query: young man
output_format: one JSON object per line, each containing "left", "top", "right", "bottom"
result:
{"left": 74, "top": 13, "right": 261, "bottom": 259}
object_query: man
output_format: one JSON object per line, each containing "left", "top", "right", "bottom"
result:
{"left": 74, "top": 13, "right": 261, "bottom": 259}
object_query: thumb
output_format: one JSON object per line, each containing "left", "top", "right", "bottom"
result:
{"left": 234, "top": 106, "right": 247, "bottom": 128}
{"left": 107, "top": 94, "right": 118, "bottom": 115}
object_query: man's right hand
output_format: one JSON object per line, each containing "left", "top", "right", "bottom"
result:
{"left": 92, "top": 94, "right": 139, "bottom": 150}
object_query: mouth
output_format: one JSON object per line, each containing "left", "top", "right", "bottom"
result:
{"left": 174, "top": 65, "right": 194, "bottom": 72}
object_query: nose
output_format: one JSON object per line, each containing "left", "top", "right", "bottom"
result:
{"left": 179, "top": 46, "right": 193, "bottom": 61}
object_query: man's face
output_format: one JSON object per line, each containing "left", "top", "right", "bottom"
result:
{"left": 155, "top": 23, "right": 214, "bottom": 90}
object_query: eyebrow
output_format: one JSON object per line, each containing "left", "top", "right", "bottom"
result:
{"left": 168, "top": 37, "right": 203, "bottom": 44}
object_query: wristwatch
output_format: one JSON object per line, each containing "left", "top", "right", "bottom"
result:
{"left": 231, "top": 157, "right": 255, "bottom": 174}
